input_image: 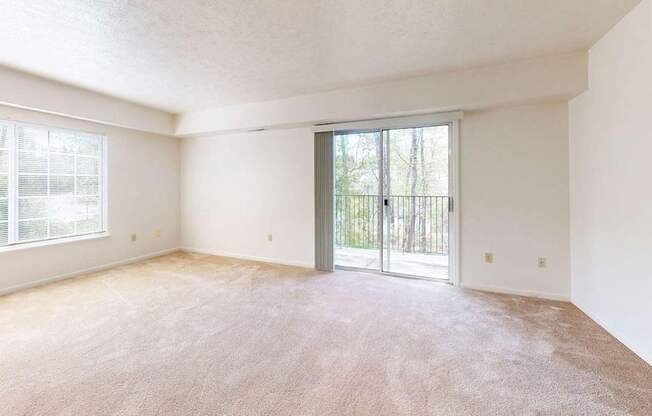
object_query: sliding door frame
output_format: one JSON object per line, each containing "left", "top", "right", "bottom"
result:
{"left": 321, "top": 112, "right": 461, "bottom": 286}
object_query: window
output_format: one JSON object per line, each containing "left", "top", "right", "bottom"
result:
{"left": 0, "top": 121, "right": 106, "bottom": 248}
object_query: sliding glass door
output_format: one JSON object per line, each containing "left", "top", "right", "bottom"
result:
{"left": 334, "top": 124, "right": 452, "bottom": 280}
{"left": 382, "top": 126, "right": 449, "bottom": 279}
{"left": 334, "top": 131, "right": 381, "bottom": 270}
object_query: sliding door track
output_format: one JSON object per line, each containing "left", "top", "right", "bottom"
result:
{"left": 335, "top": 265, "right": 451, "bottom": 285}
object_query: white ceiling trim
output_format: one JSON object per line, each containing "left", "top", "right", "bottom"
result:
{"left": 0, "top": 66, "right": 175, "bottom": 136}
{"left": 0, "top": 52, "right": 587, "bottom": 138}
{"left": 314, "top": 112, "right": 463, "bottom": 133}
{"left": 176, "top": 52, "right": 588, "bottom": 137}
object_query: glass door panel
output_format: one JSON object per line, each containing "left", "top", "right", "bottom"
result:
{"left": 334, "top": 131, "right": 381, "bottom": 270}
{"left": 382, "top": 126, "right": 450, "bottom": 279}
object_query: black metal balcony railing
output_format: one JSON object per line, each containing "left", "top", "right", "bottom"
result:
{"left": 335, "top": 194, "right": 449, "bottom": 255}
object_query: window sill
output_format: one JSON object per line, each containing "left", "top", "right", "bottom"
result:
{"left": 0, "top": 232, "right": 110, "bottom": 255}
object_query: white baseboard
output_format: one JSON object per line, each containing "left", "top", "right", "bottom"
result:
{"left": 0, "top": 247, "right": 181, "bottom": 296}
{"left": 181, "top": 247, "right": 314, "bottom": 269}
{"left": 572, "top": 298, "right": 651, "bottom": 366}
{"left": 461, "top": 282, "right": 570, "bottom": 302}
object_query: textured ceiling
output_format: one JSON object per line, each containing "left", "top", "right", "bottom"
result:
{"left": 0, "top": 0, "right": 640, "bottom": 113}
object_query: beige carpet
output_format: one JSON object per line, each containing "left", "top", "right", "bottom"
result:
{"left": 0, "top": 252, "right": 650, "bottom": 415}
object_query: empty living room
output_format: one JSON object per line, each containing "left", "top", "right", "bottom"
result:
{"left": 1, "top": 1, "right": 651, "bottom": 415}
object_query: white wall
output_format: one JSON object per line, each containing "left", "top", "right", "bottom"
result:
{"left": 180, "top": 128, "right": 314, "bottom": 267}
{"left": 180, "top": 103, "right": 570, "bottom": 300}
{"left": 0, "top": 105, "right": 180, "bottom": 294}
{"left": 461, "top": 103, "right": 570, "bottom": 300}
{"left": 569, "top": 0, "right": 652, "bottom": 364}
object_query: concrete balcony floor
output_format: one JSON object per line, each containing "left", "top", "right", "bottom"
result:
{"left": 335, "top": 246, "right": 448, "bottom": 280}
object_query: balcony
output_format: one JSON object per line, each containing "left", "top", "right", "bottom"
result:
{"left": 335, "top": 194, "right": 449, "bottom": 279}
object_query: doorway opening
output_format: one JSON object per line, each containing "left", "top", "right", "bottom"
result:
{"left": 334, "top": 125, "right": 452, "bottom": 281}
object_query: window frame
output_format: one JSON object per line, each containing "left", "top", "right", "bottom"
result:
{"left": 0, "top": 119, "right": 108, "bottom": 252}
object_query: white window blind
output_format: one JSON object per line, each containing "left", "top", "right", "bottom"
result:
{"left": 0, "top": 123, "right": 8, "bottom": 245}
{"left": 0, "top": 121, "right": 105, "bottom": 248}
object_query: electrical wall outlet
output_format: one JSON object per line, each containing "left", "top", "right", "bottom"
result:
{"left": 267, "top": 234, "right": 273, "bottom": 242}
{"left": 131, "top": 234, "right": 137, "bottom": 242}
{"left": 484, "top": 252, "right": 493, "bottom": 263}
{"left": 538, "top": 257, "right": 547, "bottom": 268}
